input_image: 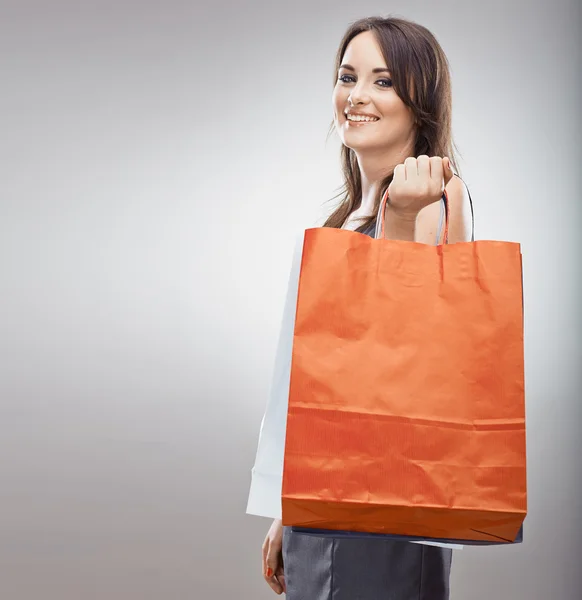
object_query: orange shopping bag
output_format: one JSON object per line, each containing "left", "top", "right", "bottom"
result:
{"left": 281, "top": 189, "right": 526, "bottom": 544}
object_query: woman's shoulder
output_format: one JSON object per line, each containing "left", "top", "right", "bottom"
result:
{"left": 416, "top": 173, "right": 473, "bottom": 244}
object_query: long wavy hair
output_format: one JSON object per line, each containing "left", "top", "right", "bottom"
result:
{"left": 323, "top": 16, "right": 462, "bottom": 231}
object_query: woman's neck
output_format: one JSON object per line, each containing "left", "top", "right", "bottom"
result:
{"left": 355, "top": 142, "right": 415, "bottom": 215}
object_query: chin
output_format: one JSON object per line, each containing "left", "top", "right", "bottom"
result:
{"left": 340, "top": 135, "right": 378, "bottom": 152}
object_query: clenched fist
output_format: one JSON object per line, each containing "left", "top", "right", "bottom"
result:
{"left": 387, "top": 155, "right": 454, "bottom": 218}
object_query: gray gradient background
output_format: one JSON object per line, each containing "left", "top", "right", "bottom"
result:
{"left": 0, "top": 0, "right": 580, "bottom": 598}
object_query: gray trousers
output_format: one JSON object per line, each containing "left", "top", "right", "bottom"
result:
{"left": 282, "top": 526, "right": 453, "bottom": 600}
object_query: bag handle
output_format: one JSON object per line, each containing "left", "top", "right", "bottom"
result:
{"left": 374, "top": 174, "right": 475, "bottom": 243}
{"left": 375, "top": 188, "right": 450, "bottom": 244}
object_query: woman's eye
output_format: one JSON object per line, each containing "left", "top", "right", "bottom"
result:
{"left": 337, "top": 74, "right": 393, "bottom": 88}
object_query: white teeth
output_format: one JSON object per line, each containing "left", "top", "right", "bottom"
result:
{"left": 346, "top": 114, "right": 378, "bottom": 122}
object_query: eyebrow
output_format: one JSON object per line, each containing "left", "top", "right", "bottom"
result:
{"left": 339, "top": 64, "right": 391, "bottom": 73}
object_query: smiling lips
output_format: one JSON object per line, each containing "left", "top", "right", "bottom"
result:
{"left": 344, "top": 111, "right": 380, "bottom": 125}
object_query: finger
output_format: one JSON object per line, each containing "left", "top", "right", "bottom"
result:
{"left": 262, "top": 541, "right": 268, "bottom": 577}
{"left": 265, "top": 569, "right": 283, "bottom": 594}
{"left": 392, "top": 163, "right": 406, "bottom": 183}
{"left": 388, "top": 164, "right": 405, "bottom": 204}
{"left": 443, "top": 157, "right": 454, "bottom": 186}
{"left": 264, "top": 565, "right": 283, "bottom": 594}
{"left": 266, "top": 575, "right": 283, "bottom": 595}
{"left": 263, "top": 544, "right": 281, "bottom": 593}
{"left": 265, "top": 553, "right": 283, "bottom": 594}
{"left": 417, "top": 155, "right": 430, "bottom": 184}
{"left": 276, "top": 565, "right": 287, "bottom": 594}
{"left": 430, "top": 156, "right": 444, "bottom": 185}
{"left": 404, "top": 156, "right": 418, "bottom": 180}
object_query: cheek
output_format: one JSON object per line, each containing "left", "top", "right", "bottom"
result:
{"left": 376, "top": 94, "right": 404, "bottom": 117}
{"left": 332, "top": 87, "right": 346, "bottom": 114}
{"left": 378, "top": 97, "right": 415, "bottom": 128}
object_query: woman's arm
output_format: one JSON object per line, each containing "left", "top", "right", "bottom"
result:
{"left": 384, "top": 174, "right": 473, "bottom": 244}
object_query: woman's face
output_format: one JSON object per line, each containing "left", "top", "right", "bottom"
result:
{"left": 332, "top": 31, "right": 416, "bottom": 154}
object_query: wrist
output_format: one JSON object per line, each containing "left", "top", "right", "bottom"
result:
{"left": 382, "top": 202, "right": 419, "bottom": 241}
{"left": 385, "top": 201, "right": 420, "bottom": 223}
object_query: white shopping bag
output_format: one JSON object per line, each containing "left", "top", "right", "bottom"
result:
{"left": 246, "top": 231, "right": 305, "bottom": 519}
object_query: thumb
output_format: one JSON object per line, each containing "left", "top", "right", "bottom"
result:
{"left": 264, "top": 548, "right": 284, "bottom": 594}
{"left": 265, "top": 549, "right": 280, "bottom": 578}
{"left": 443, "top": 157, "right": 454, "bottom": 187}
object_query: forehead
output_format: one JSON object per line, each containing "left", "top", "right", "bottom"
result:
{"left": 341, "top": 31, "right": 387, "bottom": 68}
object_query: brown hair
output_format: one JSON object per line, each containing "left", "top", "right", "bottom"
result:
{"left": 323, "top": 15, "right": 462, "bottom": 231}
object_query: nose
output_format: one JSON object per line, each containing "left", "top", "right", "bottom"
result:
{"left": 348, "top": 81, "right": 370, "bottom": 106}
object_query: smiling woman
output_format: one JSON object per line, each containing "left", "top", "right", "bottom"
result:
{"left": 324, "top": 18, "right": 472, "bottom": 244}
{"left": 333, "top": 33, "right": 417, "bottom": 161}
{"left": 259, "top": 14, "right": 473, "bottom": 600}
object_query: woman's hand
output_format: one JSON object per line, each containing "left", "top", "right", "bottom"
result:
{"left": 387, "top": 155, "right": 454, "bottom": 219}
{"left": 262, "top": 518, "right": 286, "bottom": 595}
